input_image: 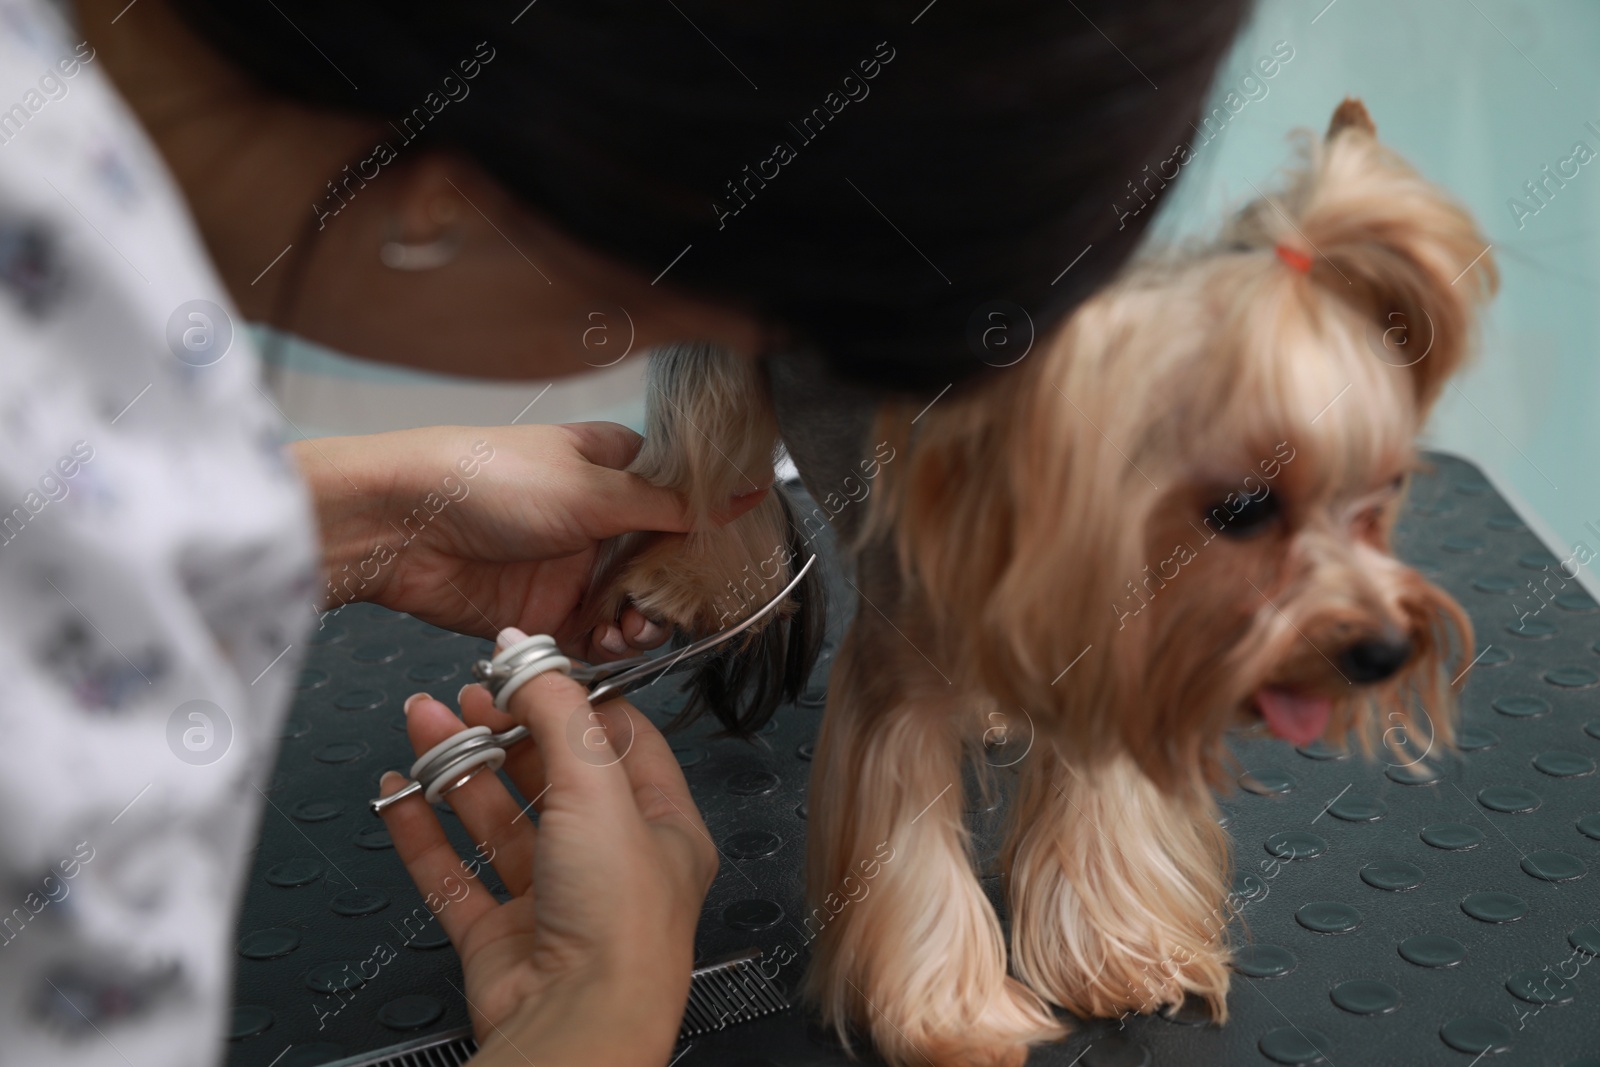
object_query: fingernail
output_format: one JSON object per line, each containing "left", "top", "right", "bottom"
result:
{"left": 634, "top": 618, "right": 667, "bottom": 647}
{"left": 497, "top": 626, "right": 529, "bottom": 650}
{"left": 457, "top": 684, "right": 478, "bottom": 705}
{"left": 597, "top": 625, "right": 629, "bottom": 656}
{"left": 379, "top": 770, "right": 404, "bottom": 789}
{"left": 403, "top": 692, "right": 430, "bottom": 715}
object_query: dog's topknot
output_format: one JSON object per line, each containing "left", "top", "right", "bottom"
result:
{"left": 1226, "top": 97, "right": 1499, "bottom": 409}
{"left": 1326, "top": 96, "right": 1377, "bottom": 138}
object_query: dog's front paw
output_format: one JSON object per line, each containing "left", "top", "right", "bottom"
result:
{"left": 1043, "top": 938, "right": 1232, "bottom": 1022}
{"left": 832, "top": 974, "right": 1063, "bottom": 1067}
{"left": 612, "top": 532, "right": 749, "bottom": 634}
{"left": 1006, "top": 757, "right": 1234, "bottom": 1023}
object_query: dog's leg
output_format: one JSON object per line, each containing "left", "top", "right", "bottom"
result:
{"left": 1005, "top": 753, "right": 1232, "bottom": 1021}
{"left": 580, "top": 342, "right": 823, "bottom": 732}
{"left": 806, "top": 609, "right": 1062, "bottom": 1067}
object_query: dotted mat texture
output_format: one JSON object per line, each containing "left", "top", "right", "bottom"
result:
{"left": 228, "top": 452, "right": 1600, "bottom": 1067}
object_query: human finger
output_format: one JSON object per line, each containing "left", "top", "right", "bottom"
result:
{"left": 715, "top": 485, "right": 770, "bottom": 524}
{"left": 620, "top": 608, "right": 670, "bottom": 650}
{"left": 377, "top": 770, "right": 499, "bottom": 946}
{"left": 580, "top": 469, "right": 698, "bottom": 537}
{"left": 591, "top": 621, "right": 633, "bottom": 659}
{"left": 403, "top": 693, "right": 537, "bottom": 898}
{"left": 558, "top": 421, "right": 645, "bottom": 471}
{"left": 565, "top": 620, "right": 652, "bottom": 667}
{"left": 603, "top": 700, "right": 719, "bottom": 889}
{"left": 581, "top": 471, "right": 774, "bottom": 544}
{"left": 605, "top": 700, "right": 705, "bottom": 830}
{"left": 458, "top": 683, "right": 551, "bottom": 829}
{"left": 505, "top": 670, "right": 637, "bottom": 814}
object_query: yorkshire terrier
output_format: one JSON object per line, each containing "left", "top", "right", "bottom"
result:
{"left": 581, "top": 99, "right": 1497, "bottom": 1066}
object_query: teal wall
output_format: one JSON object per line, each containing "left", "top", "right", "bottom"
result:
{"left": 1150, "top": 0, "right": 1600, "bottom": 570}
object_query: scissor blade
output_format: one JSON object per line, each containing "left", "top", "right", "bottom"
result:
{"left": 588, "top": 554, "right": 817, "bottom": 704}
{"left": 569, "top": 654, "right": 653, "bottom": 685}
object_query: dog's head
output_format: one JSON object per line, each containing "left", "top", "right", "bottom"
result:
{"left": 874, "top": 100, "right": 1497, "bottom": 795}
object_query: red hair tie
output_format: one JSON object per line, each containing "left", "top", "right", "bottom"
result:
{"left": 1275, "top": 244, "right": 1314, "bottom": 274}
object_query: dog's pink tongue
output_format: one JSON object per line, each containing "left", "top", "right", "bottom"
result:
{"left": 1255, "top": 688, "right": 1332, "bottom": 745}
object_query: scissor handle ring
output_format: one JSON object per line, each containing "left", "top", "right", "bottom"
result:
{"left": 477, "top": 635, "right": 574, "bottom": 711}
{"left": 409, "top": 725, "right": 492, "bottom": 781}
{"left": 423, "top": 745, "right": 507, "bottom": 805}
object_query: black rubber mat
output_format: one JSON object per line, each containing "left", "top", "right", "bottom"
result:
{"left": 228, "top": 451, "right": 1600, "bottom": 1066}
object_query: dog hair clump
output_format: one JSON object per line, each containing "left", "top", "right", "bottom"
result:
{"left": 581, "top": 342, "right": 823, "bottom": 734}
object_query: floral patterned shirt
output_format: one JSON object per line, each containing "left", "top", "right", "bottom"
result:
{"left": 0, "top": 2, "right": 316, "bottom": 1063}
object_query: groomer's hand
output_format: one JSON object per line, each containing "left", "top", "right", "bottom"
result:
{"left": 378, "top": 672, "right": 717, "bottom": 1067}
{"left": 292, "top": 423, "right": 765, "bottom": 660}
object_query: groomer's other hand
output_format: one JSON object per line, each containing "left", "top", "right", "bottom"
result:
{"left": 292, "top": 423, "right": 766, "bottom": 659}
{"left": 378, "top": 676, "right": 717, "bottom": 1067}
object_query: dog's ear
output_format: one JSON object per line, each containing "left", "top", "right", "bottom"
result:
{"left": 867, "top": 346, "right": 1162, "bottom": 772}
{"left": 867, "top": 394, "right": 1016, "bottom": 635}
{"left": 1325, "top": 96, "right": 1376, "bottom": 139}
{"left": 1229, "top": 100, "right": 1497, "bottom": 413}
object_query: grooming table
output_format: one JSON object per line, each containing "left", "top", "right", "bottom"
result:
{"left": 227, "top": 453, "right": 1600, "bottom": 1067}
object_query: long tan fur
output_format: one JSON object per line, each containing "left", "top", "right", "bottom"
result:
{"left": 589, "top": 100, "right": 1499, "bottom": 1066}
{"left": 581, "top": 342, "right": 823, "bottom": 732}
{"left": 808, "top": 98, "right": 1495, "bottom": 1064}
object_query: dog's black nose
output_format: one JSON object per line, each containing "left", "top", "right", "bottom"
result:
{"left": 1338, "top": 635, "right": 1413, "bottom": 684}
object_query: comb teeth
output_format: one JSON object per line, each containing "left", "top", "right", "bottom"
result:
{"left": 316, "top": 952, "right": 788, "bottom": 1066}
{"left": 679, "top": 950, "right": 791, "bottom": 1038}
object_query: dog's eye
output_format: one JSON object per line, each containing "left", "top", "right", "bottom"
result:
{"left": 1212, "top": 492, "right": 1282, "bottom": 538}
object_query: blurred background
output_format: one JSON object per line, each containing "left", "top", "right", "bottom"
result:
{"left": 1150, "top": 0, "right": 1599, "bottom": 592}
{"left": 257, "top": 0, "right": 1598, "bottom": 586}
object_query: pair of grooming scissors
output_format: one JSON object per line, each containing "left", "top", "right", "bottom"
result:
{"left": 368, "top": 555, "right": 816, "bottom": 815}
